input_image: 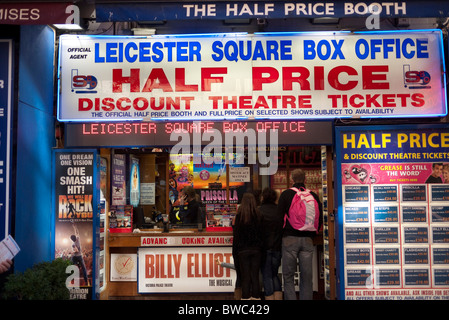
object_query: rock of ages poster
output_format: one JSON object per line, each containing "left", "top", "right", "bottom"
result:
{"left": 54, "top": 150, "right": 96, "bottom": 299}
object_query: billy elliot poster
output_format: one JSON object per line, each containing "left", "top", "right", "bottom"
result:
{"left": 53, "top": 150, "right": 97, "bottom": 299}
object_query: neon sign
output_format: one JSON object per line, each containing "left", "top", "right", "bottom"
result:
{"left": 65, "top": 120, "right": 333, "bottom": 147}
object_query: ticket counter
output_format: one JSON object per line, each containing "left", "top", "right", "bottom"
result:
{"left": 92, "top": 142, "right": 331, "bottom": 300}
{"left": 105, "top": 230, "right": 324, "bottom": 299}
{"left": 106, "top": 231, "right": 235, "bottom": 299}
{"left": 63, "top": 94, "right": 335, "bottom": 300}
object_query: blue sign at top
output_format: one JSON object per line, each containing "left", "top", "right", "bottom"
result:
{"left": 96, "top": 1, "right": 449, "bottom": 21}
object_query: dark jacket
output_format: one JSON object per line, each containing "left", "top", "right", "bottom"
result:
{"left": 259, "top": 202, "right": 283, "bottom": 251}
{"left": 233, "top": 213, "right": 264, "bottom": 253}
{"left": 278, "top": 183, "right": 323, "bottom": 238}
{"left": 179, "top": 199, "right": 200, "bottom": 224}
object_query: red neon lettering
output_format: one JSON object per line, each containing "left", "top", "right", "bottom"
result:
{"left": 222, "top": 122, "right": 247, "bottom": 133}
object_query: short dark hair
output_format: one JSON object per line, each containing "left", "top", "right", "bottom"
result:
{"left": 182, "top": 185, "right": 196, "bottom": 198}
{"left": 261, "top": 187, "right": 277, "bottom": 204}
{"left": 291, "top": 169, "right": 305, "bottom": 183}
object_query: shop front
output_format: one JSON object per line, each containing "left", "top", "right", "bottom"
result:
{"left": 336, "top": 124, "right": 449, "bottom": 300}
{"left": 2, "top": 1, "right": 449, "bottom": 302}
{"left": 63, "top": 119, "right": 333, "bottom": 299}
{"left": 54, "top": 28, "right": 447, "bottom": 300}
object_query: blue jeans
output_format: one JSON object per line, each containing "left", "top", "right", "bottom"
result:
{"left": 262, "top": 250, "right": 282, "bottom": 296}
{"left": 282, "top": 236, "right": 314, "bottom": 300}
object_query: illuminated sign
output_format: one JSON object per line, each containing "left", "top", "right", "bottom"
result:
{"left": 65, "top": 120, "right": 333, "bottom": 147}
{"left": 95, "top": 1, "right": 449, "bottom": 21}
{"left": 58, "top": 31, "right": 447, "bottom": 122}
{"left": 335, "top": 124, "right": 449, "bottom": 300}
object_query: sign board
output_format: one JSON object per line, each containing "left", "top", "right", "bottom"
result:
{"left": 229, "top": 166, "right": 251, "bottom": 182}
{"left": 0, "top": 2, "right": 76, "bottom": 25}
{"left": 111, "top": 253, "right": 137, "bottom": 281}
{"left": 65, "top": 120, "right": 333, "bottom": 147}
{"left": 335, "top": 124, "right": 449, "bottom": 300}
{"left": 58, "top": 30, "right": 446, "bottom": 122}
{"left": 140, "top": 235, "right": 233, "bottom": 247}
{"left": 138, "top": 246, "right": 235, "bottom": 293}
{"left": 95, "top": 1, "right": 449, "bottom": 21}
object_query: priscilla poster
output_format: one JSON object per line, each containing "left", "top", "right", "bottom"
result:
{"left": 336, "top": 124, "right": 449, "bottom": 300}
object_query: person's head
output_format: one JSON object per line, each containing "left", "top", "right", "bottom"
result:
{"left": 70, "top": 235, "right": 77, "bottom": 242}
{"left": 291, "top": 168, "right": 305, "bottom": 184}
{"left": 443, "top": 164, "right": 449, "bottom": 182}
{"left": 182, "top": 185, "right": 196, "bottom": 200}
{"left": 261, "top": 187, "right": 277, "bottom": 204}
{"left": 237, "top": 193, "right": 259, "bottom": 224}
{"left": 432, "top": 163, "right": 443, "bottom": 177}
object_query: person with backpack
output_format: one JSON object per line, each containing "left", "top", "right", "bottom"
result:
{"left": 278, "top": 168, "right": 323, "bottom": 300}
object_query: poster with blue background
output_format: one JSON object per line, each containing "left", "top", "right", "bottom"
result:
{"left": 0, "top": 40, "right": 12, "bottom": 242}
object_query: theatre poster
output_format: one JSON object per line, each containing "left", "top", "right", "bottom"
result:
{"left": 53, "top": 149, "right": 99, "bottom": 299}
{"left": 336, "top": 124, "right": 449, "bottom": 300}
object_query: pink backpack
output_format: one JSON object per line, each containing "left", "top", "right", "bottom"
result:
{"left": 284, "top": 187, "right": 320, "bottom": 233}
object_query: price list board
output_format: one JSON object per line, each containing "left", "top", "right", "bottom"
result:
{"left": 336, "top": 125, "right": 449, "bottom": 300}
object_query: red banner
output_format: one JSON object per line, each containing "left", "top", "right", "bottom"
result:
{"left": 0, "top": 2, "right": 74, "bottom": 25}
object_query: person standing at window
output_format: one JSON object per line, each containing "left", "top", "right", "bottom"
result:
{"left": 278, "top": 169, "right": 322, "bottom": 300}
{"left": 233, "top": 193, "right": 264, "bottom": 300}
{"left": 259, "top": 187, "right": 283, "bottom": 300}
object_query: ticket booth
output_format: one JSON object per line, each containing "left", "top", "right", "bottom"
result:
{"left": 55, "top": 30, "right": 446, "bottom": 300}
{"left": 63, "top": 119, "right": 334, "bottom": 299}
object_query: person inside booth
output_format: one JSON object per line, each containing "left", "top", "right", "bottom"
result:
{"left": 171, "top": 185, "right": 204, "bottom": 228}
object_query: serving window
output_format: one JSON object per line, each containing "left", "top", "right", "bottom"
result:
{"left": 101, "top": 145, "right": 323, "bottom": 232}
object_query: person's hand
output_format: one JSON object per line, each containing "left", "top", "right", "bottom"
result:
{"left": 0, "top": 259, "right": 12, "bottom": 274}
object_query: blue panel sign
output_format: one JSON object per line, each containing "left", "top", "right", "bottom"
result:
{"left": 96, "top": 1, "right": 449, "bottom": 21}
{"left": 0, "top": 40, "right": 12, "bottom": 241}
